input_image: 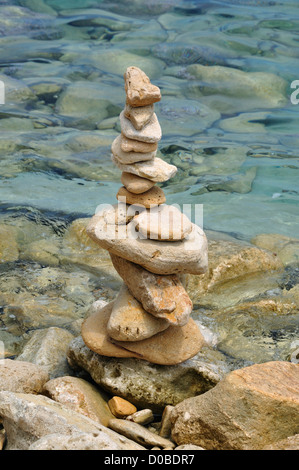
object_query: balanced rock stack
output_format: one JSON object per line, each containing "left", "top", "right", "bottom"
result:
{"left": 82, "top": 66, "right": 209, "bottom": 365}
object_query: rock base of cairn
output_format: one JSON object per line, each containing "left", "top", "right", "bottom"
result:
{"left": 82, "top": 66, "right": 209, "bottom": 365}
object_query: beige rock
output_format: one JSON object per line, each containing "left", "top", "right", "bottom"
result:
{"left": 0, "top": 391, "right": 145, "bottom": 450}
{"left": 112, "top": 135, "right": 156, "bottom": 164}
{"left": 120, "top": 111, "right": 162, "bottom": 143}
{"left": 102, "top": 202, "right": 139, "bottom": 226}
{"left": 171, "top": 361, "right": 299, "bottom": 450}
{"left": 108, "top": 418, "right": 174, "bottom": 448}
{"left": 107, "top": 284, "right": 169, "bottom": 341}
{"left": 116, "top": 185, "right": 166, "bottom": 208}
{"left": 134, "top": 205, "right": 193, "bottom": 241}
{"left": 0, "top": 359, "right": 49, "bottom": 394}
{"left": 0, "top": 224, "right": 19, "bottom": 263}
{"left": 251, "top": 233, "right": 299, "bottom": 266}
{"left": 121, "top": 172, "right": 156, "bottom": 194}
{"left": 43, "top": 376, "right": 114, "bottom": 427}
{"left": 124, "top": 103, "right": 154, "bottom": 130}
{"left": 108, "top": 396, "right": 137, "bottom": 418}
{"left": 262, "top": 434, "right": 299, "bottom": 450}
{"left": 81, "top": 301, "right": 140, "bottom": 359}
{"left": 159, "top": 405, "right": 174, "bottom": 439}
{"left": 28, "top": 431, "right": 125, "bottom": 450}
{"left": 112, "top": 154, "right": 177, "bottom": 183}
{"left": 110, "top": 253, "right": 193, "bottom": 325}
{"left": 175, "top": 444, "right": 205, "bottom": 450}
{"left": 124, "top": 66, "right": 161, "bottom": 107}
{"left": 110, "top": 318, "right": 205, "bottom": 366}
{"left": 87, "top": 212, "right": 208, "bottom": 275}
{"left": 127, "top": 409, "right": 154, "bottom": 425}
{"left": 120, "top": 134, "right": 158, "bottom": 153}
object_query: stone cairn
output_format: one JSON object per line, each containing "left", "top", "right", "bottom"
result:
{"left": 82, "top": 66, "right": 209, "bottom": 365}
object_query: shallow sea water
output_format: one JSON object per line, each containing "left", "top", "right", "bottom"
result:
{"left": 0, "top": 0, "right": 298, "bottom": 365}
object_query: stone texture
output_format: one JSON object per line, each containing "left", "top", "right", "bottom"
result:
{"left": 87, "top": 212, "right": 208, "bottom": 275}
{"left": 262, "top": 434, "right": 299, "bottom": 450}
{"left": 29, "top": 431, "right": 125, "bottom": 451}
{"left": 171, "top": 361, "right": 299, "bottom": 450}
{"left": 124, "top": 103, "right": 154, "bottom": 130}
{"left": 17, "top": 327, "right": 75, "bottom": 379}
{"left": 107, "top": 284, "right": 169, "bottom": 341}
{"left": 112, "top": 154, "right": 177, "bottom": 183}
{"left": 120, "top": 134, "right": 158, "bottom": 153}
{"left": 175, "top": 444, "right": 205, "bottom": 450}
{"left": 0, "top": 359, "right": 49, "bottom": 394}
{"left": 0, "top": 391, "right": 144, "bottom": 450}
{"left": 251, "top": 233, "right": 299, "bottom": 266}
{"left": 110, "top": 317, "right": 205, "bottom": 365}
{"left": 43, "top": 376, "right": 114, "bottom": 427}
{"left": 116, "top": 185, "right": 165, "bottom": 208}
{"left": 110, "top": 253, "right": 193, "bottom": 325}
{"left": 67, "top": 336, "right": 231, "bottom": 412}
{"left": 81, "top": 301, "right": 140, "bottom": 359}
{"left": 101, "top": 202, "right": 137, "bottom": 226}
{"left": 108, "top": 396, "right": 137, "bottom": 418}
{"left": 0, "top": 224, "right": 19, "bottom": 263}
{"left": 121, "top": 172, "right": 156, "bottom": 194}
{"left": 134, "top": 204, "right": 193, "bottom": 241}
{"left": 112, "top": 135, "right": 156, "bottom": 164}
{"left": 108, "top": 418, "right": 175, "bottom": 449}
{"left": 127, "top": 409, "right": 154, "bottom": 425}
{"left": 120, "top": 110, "right": 162, "bottom": 143}
{"left": 124, "top": 66, "right": 161, "bottom": 107}
{"left": 159, "top": 405, "right": 174, "bottom": 439}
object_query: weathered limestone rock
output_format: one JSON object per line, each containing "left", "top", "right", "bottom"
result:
{"left": 0, "top": 391, "right": 144, "bottom": 450}
{"left": 116, "top": 185, "right": 166, "bottom": 208}
{"left": 112, "top": 154, "right": 177, "bottom": 183}
{"left": 107, "top": 284, "right": 169, "bottom": 341}
{"left": 108, "top": 418, "right": 175, "bottom": 449}
{"left": 121, "top": 172, "right": 156, "bottom": 194}
{"left": 124, "top": 66, "right": 161, "bottom": 107}
{"left": 124, "top": 103, "right": 154, "bottom": 130}
{"left": 87, "top": 212, "right": 208, "bottom": 275}
{"left": 159, "top": 405, "right": 174, "bottom": 439}
{"left": 120, "top": 134, "right": 158, "bottom": 153}
{"left": 67, "top": 336, "right": 230, "bottom": 412}
{"left": 0, "top": 359, "right": 49, "bottom": 394}
{"left": 43, "top": 376, "right": 114, "bottom": 427}
{"left": 127, "top": 409, "right": 154, "bottom": 425}
{"left": 110, "top": 253, "right": 193, "bottom": 325}
{"left": 134, "top": 204, "right": 193, "bottom": 241}
{"left": 120, "top": 110, "right": 162, "bottom": 143}
{"left": 171, "top": 361, "right": 299, "bottom": 450}
{"left": 262, "top": 434, "right": 299, "bottom": 450}
{"left": 112, "top": 135, "right": 156, "bottom": 164}
{"left": 102, "top": 202, "right": 139, "bottom": 226}
{"left": 29, "top": 431, "right": 125, "bottom": 450}
{"left": 108, "top": 396, "right": 137, "bottom": 418}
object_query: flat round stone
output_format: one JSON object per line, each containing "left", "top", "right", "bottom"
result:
{"left": 112, "top": 135, "right": 156, "bottom": 164}
{"left": 116, "top": 186, "right": 166, "bottom": 208}
{"left": 86, "top": 211, "right": 208, "bottom": 275}
{"left": 124, "top": 103, "right": 154, "bottom": 130}
{"left": 110, "top": 317, "right": 206, "bottom": 366}
{"left": 120, "top": 134, "right": 158, "bottom": 154}
{"left": 121, "top": 172, "right": 156, "bottom": 195}
{"left": 134, "top": 205, "right": 193, "bottom": 241}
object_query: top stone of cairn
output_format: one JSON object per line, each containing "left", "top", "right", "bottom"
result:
{"left": 124, "top": 66, "right": 161, "bottom": 108}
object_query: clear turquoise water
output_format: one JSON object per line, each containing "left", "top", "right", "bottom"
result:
{"left": 0, "top": 0, "right": 299, "bottom": 241}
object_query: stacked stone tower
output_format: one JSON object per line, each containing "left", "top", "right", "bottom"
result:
{"left": 82, "top": 67, "right": 208, "bottom": 365}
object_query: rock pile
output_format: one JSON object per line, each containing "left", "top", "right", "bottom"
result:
{"left": 82, "top": 66, "right": 208, "bottom": 365}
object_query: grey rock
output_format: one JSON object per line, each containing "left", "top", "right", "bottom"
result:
{"left": 0, "top": 359, "right": 49, "bottom": 394}
{"left": 67, "top": 336, "right": 230, "bottom": 413}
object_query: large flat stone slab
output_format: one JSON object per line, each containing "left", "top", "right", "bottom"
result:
{"left": 86, "top": 210, "right": 208, "bottom": 275}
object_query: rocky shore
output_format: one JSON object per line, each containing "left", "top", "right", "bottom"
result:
{"left": 0, "top": 66, "right": 298, "bottom": 451}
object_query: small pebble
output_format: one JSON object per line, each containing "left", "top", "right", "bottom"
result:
{"left": 126, "top": 409, "right": 154, "bottom": 425}
{"left": 159, "top": 405, "right": 174, "bottom": 438}
{"left": 108, "top": 396, "right": 137, "bottom": 418}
